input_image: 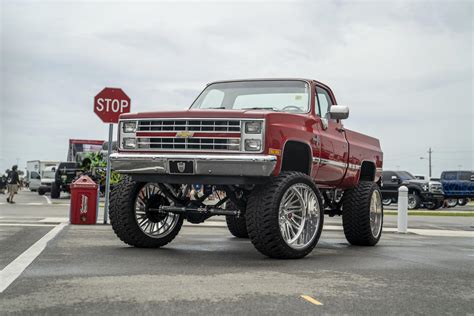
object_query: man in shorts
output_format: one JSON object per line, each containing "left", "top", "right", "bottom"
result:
{"left": 7, "top": 165, "right": 20, "bottom": 204}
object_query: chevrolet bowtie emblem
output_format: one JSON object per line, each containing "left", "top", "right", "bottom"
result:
{"left": 176, "top": 131, "right": 194, "bottom": 138}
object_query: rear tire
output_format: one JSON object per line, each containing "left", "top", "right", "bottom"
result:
{"left": 458, "top": 199, "right": 468, "bottom": 206}
{"left": 382, "top": 198, "right": 392, "bottom": 206}
{"left": 109, "top": 176, "right": 183, "bottom": 248}
{"left": 226, "top": 204, "right": 249, "bottom": 238}
{"left": 342, "top": 181, "right": 383, "bottom": 246}
{"left": 51, "top": 182, "right": 60, "bottom": 199}
{"left": 246, "top": 172, "right": 324, "bottom": 259}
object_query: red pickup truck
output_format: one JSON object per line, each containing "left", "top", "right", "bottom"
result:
{"left": 110, "top": 79, "right": 383, "bottom": 259}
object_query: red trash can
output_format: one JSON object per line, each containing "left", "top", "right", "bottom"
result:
{"left": 70, "top": 175, "right": 99, "bottom": 224}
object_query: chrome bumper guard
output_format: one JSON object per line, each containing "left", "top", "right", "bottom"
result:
{"left": 110, "top": 153, "right": 277, "bottom": 177}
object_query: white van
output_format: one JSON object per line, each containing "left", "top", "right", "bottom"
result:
{"left": 27, "top": 160, "right": 60, "bottom": 191}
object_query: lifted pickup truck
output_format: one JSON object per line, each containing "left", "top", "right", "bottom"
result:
{"left": 110, "top": 79, "right": 383, "bottom": 259}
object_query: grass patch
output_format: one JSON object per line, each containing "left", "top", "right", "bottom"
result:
{"left": 385, "top": 211, "right": 474, "bottom": 217}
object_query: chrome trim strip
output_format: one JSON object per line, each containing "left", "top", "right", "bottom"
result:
{"left": 312, "top": 157, "right": 362, "bottom": 170}
{"left": 348, "top": 163, "right": 361, "bottom": 170}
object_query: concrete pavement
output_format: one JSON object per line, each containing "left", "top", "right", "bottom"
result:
{"left": 0, "top": 190, "right": 473, "bottom": 315}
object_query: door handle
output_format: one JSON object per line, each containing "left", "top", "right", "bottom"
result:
{"left": 312, "top": 136, "right": 320, "bottom": 145}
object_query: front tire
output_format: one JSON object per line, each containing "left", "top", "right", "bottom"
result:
{"left": 408, "top": 193, "right": 421, "bottom": 210}
{"left": 342, "top": 181, "right": 383, "bottom": 246}
{"left": 246, "top": 172, "right": 324, "bottom": 259}
{"left": 109, "top": 177, "right": 183, "bottom": 248}
{"left": 51, "top": 182, "right": 60, "bottom": 199}
{"left": 446, "top": 199, "right": 458, "bottom": 208}
{"left": 458, "top": 198, "right": 468, "bottom": 206}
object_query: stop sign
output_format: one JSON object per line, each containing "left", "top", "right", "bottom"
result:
{"left": 94, "top": 88, "right": 131, "bottom": 123}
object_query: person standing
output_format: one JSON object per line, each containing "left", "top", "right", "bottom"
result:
{"left": 7, "top": 165, "right": 20, "bottom": 204}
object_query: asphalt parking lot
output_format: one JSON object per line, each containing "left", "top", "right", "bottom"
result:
{"left": 1, "top": 190, "right": 473, "bottom": 315}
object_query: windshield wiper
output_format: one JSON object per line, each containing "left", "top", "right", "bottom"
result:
{"left": 241, "top": 107, "right": 280, "bottom": 111}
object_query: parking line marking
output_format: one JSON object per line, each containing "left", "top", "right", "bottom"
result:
{"left": 0, "top": 223, "right": 57, "bottom": 227}
{"left": 0, "top": 222, "right": 67, "bottom": 293}
{"left": 43, "top": 195, "right": 52, "bottom": 204}
{"left": 301, "top": 295, "right": 323, "bottom": 305}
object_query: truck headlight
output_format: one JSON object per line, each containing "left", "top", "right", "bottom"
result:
{"left": 123, "top": 121, "right": 137, "bottom": 133}
{"left": 245, "top": 139, "right": 261, "bottom": 151}
{"left": 245, "top": 121, "right": 262, "bottom": 134}
{"left": 123, "top": 138, "right": 137, "bottom": 149}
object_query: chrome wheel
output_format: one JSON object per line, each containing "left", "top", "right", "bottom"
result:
{"left": 446, "top": 199, "right": 458, "bottom": 208}
{"left": 370, "top": 190, "right": 383, "bottom": 238}
{"left": 278, "top": 183, "right": 321, "bottom": 250}
{"left": 382, "top": 198, "right": 392, "bottom": 206}
{"left": 134, "top": 183, "right": 180, "bottom": 238}
{"left": 408, "top": 195, "right": 417, "bottom": 209}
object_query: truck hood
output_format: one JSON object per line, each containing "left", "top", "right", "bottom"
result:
{"left": 120, "top": 109, "right": 273, "bottom": 120}
{"left": 402, "top": 179, "right": 442, "bottom": 186}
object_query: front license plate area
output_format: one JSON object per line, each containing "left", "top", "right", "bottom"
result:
{"left": 169, "top": 160, "right": 194, "bottom": 174}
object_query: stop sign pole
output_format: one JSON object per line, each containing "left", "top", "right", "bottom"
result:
{"left": 94, "top": 88, "right": 131, "bottom": 224}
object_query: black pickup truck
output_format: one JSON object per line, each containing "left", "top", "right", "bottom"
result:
{"left": 381, "top": 171, "right": 444, "bottom": 210}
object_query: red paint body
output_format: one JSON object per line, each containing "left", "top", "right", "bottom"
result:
{"left": 120, "top": 80, "right": 383, "bottom": 188}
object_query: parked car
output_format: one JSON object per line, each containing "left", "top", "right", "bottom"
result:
{"left": 51, "top": 162, "right": 81, "bottom": 198}
{"left": 26, "top": 160, "right": 60, "bottom": 191}
{"left": 381, "top": 170, "right": 444, "bottom": 210}
{"left": 440, "top": 170, "right": 474, "bottom": 207}
{"left": 37, "top": 166, "right": 58, "bottom": 195}
{"left": 108, "top": 78, "right": 384, "bottom": 259}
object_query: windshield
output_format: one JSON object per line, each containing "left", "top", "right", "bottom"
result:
{"left": 398, "top": 171, "right": 415, "bottom": 181}
{"left": 191, "top": 80, "right": 310, "bottom": 113}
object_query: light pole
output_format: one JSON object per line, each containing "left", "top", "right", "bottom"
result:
{"left": 420, "top": 147, "right": 433, "bottom": 178}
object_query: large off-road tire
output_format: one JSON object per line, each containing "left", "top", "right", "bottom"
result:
{"left": 408, "top": 193, "right": 421, "bottom": 210}
{"left": 342, "top": 181, "right": 383, "bottom": 246}
{"left": 109, "top": 176, "right": 183, "bottom": 248}
{"left": 51, "top": 182, "right": 60, "bottom": 199}
{"left": 226, "top": 204, "right": 248, "bottom": 238}
{"left": 246, "top": 172, "right": 324, "bottom": 259}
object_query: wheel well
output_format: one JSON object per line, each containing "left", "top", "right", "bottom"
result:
{"left": 281, "top": 141, "right": 311, "bottom": 175}
{"left": 359, "top": 161, "right": 376, "bottom": 182}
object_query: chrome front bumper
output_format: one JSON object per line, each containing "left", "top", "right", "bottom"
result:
{"left": 110, "top": 153, "right": 277, "bottom": 177}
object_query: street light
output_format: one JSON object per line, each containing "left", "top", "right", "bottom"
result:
{"left": 420, "top": 147, "right": 433, "bottom": 178}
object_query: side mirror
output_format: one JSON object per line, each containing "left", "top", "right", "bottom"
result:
{"left": 391, "top": 175, "right": 399, "bottom": 182}
{"left": 329, "top": 105, "right": 349, "bottom": 120}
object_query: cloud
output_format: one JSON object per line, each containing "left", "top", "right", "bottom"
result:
{"left": 1, "top": 0, "right": 472, "bottom": 176}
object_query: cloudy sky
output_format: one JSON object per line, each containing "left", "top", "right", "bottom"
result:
{"left": 1, "top": 0, "right": 472, "bottom": 177}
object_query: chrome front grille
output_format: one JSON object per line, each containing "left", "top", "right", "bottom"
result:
{"left": 430, "top": 184, "right": 443, "bottom": 194}
{"left": 136, "top": 119, "right": 242, "bottom": 152}
{"left": 137, "top": 137, "right": 240, "bottom": 151}
{"left": 138, "top": 120, "right": 241, "bottom": 132}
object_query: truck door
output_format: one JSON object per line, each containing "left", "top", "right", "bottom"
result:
{"left": 313, "top": 86, "right": 349, "bottom": 186}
